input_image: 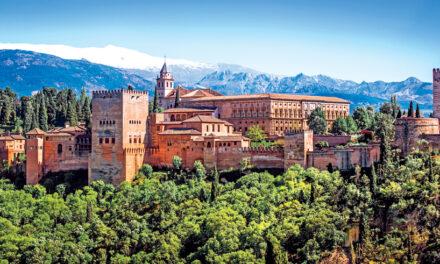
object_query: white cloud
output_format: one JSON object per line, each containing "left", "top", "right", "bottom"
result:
{"left": 0, "top": 43, "right": 213, "bottom": 70}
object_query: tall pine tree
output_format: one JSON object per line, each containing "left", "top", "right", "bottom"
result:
{"left": 152, "top": 87, "right": 159, "bottom": 113}
{"left": 174, "top": 88, "right": 180, "bottom": 108}
{"left": 38, "top": 94, "right": 49, "bottom": 131}
{"left": 415, "top": 103, "right": 421, "bottom": 118}
{"left": 408, "top": 101, "right": 414, "bottom": 117}
{"left": 66, "top": 89, "right": 78, "bottom": 126}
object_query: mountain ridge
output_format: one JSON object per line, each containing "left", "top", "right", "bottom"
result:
{"left": 0, "top": 49, "right": 433, "bottom": 112}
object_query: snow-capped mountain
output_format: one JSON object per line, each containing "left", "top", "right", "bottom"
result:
{"left": 0, "top": 43, "right": 211, "bottom": 70}
{"left": 196, "top": 70, "right": 433, "bottom": 111}
{"left": 0, "top": 47, "right": 434, "bottom": 113}
{"left": 0, "top": 43, "right": 259, "bottom": 85}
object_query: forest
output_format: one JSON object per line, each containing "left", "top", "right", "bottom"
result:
{"left": 0, "top": 149, "right": 439, "bottom": 263}
{"left": 0, "top": 86, "right": 91, "bottom": 133}
{"left": 0, "top": 87, "right": 439, "bottom": 263}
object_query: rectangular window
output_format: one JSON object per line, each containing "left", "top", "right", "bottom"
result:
{"left": 105, "top": 138, "right": 109, "bottom": 144}
{"left": 111, "top": 138, "right": 115, "bottom": 144}
{"left": 99, "top": 138, "right": 103, "bottom": 144}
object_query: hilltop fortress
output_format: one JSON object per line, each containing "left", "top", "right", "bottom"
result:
{"left": 20, "top": 64, "right": 440, "bottom": 185}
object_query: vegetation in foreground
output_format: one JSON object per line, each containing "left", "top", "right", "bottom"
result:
{"left": 0, "top": 150, "right": 439, "bottom": 263}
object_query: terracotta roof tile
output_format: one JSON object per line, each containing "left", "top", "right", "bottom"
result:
{"left": 10, "top": 135, "right": 25, "bottom": 140}
{"left": 188, "top": 93, "right": 350, "bottom": 103}
{"left": 26, "top": 128, "right": 46, "bottom": 135}
{"left": 182, "top": 115, "right": 232, "bottom": 125}
{"left": 159, "top": 128, "right": 202, "bottom": 135}
{"left": 164, "top": 108, "right": 214, "bottom": 113}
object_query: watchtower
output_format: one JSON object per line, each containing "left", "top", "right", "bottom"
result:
{"left": 89, "top": 89, "right": 148, "bottom": 185}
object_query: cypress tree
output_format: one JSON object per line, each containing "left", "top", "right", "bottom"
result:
{"left": 415, "top": 104, "right": 421, "bottom": 118}
{"left": 83, "top": 96, "right": 91, "bottom": 127}
{"left": 66, "top": 89, "right": 78, "bottom": 126}
{"left": 397, "top": 109, "right": 402, "bottom": 118}
{"left": 152, "top": 87, "right": 159, "bottom": 113}
{"left": 38, "top": 94, "right": 49, "bottom": 131}
{"left": 78, "top": 88, "right": 87, "bottom": 121}
{"left": 408, "top": 101, "right": 414, "bottom": 117}
{"left": 23, "top": 99, "right": 34, "bottom": 132}
{"left": 67, "top": 101, "right": 78, "bottom": 126}
{"left": 265, "top": 239, "right": 276, "bottom": 264}
{"left": 210, "top": 168, "right": 219, "bottom": 202}
{"left": 174, "top": 88, "right": 180, "bottom": 108}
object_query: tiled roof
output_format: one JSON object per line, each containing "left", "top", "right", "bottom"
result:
{"left": 45, "top": 132, "right": 72, "bottom": 137}
{"left": 48, "top": 125, "right": 87, "bottom": 133}
{"left": 188, "top": 93, "right": 350, "bottom": 103}
{"left": 182, "top": 115, "right": 232, "bottom": 125}
{"left": 159, "top": 129, "right": 202, "bottom": 135}
{"left": 10, "top": 135, "right": 25, "bottom": 140}
{"left": 165, "top": 87, "right": 222, "bottom": 99}
{"left": 0, "top": 136, "right": 14, "bottom": 141}
{"left": 26, "top": 128, "right": 46, "bottom": 135}
{"left": 164, "top": 108, "right": 214, "bottom": 113}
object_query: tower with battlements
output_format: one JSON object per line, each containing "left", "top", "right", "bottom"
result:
{"left": 156, "top": 61, "right": 174, "bottom": 108}
{"left": 89, "top": 89, "right": 148, "bottom": 185}
{"left": 434, "top": 68, "right": 440, "bottom": 118}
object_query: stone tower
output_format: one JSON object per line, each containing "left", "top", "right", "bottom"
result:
{"left": 434, "top": 68, "right": 440, "bottom": 118}
{"left": 89, "top": 89, "right": 148, "bottom": 185}
{"left": 156, "top": 61, "right": 174, "bottom": 108}
{"left": 25, "top": 130, "right": 45, "bottom": 185}
{"left": 284, "top": 130, "right": 314, "bottom": 169}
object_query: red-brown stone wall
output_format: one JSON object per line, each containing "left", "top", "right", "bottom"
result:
{"left": 395, "top": 117, "right": 440, "bottom": 155}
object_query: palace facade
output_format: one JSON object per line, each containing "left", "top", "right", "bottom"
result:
{"left": 22, "top": 64, "right": 440, "bottom": 186}
{"left": 156, "top": 62, "right": 350, "bottom": 137}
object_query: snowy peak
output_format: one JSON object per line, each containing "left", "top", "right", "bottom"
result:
{"left": 0, "top": 43, "right": 214, "bottom": 71}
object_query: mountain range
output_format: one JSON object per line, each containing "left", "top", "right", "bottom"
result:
{"left": 0, "top": 45, "right": 434, "bottom": 113}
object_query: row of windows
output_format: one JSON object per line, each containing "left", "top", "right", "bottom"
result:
{"left": 99, "top": 138, "right": 116, "bottom": 144}
{"left": 99, "top": 120, "right": 115, "bottom": 125}
{"left": 157, "top": 81, "right": 173, "bottom": 88}
{"left": 129, "top": 136, "right": 142, "bottom": 144}
{"left": 165, "top": 141, "right": 239, "bottom": 148}
{"left": 232, "top": 110, "right": 270, "bottom": 118}
{"left": 129, "top": 120, "right": 142, "bottom": 124}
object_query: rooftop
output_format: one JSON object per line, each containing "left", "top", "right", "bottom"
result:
{"left": 182, "top": 115, "right": 232, "bottom": 125}
{"left": 188, "top": 93, "right": 350, "bottom": 104}
{"left": 159, "top": 128, "right": 202, "bottom": 135}
{"left": 164, "top": 108, "right": 215, "bottom": 113}
{"left": 26, "top": 128, "right": 46, "bottom": 135}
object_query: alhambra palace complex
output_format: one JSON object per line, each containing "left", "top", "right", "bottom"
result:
{"left": 1, "top": 65, "right": 439, "bottom": 185}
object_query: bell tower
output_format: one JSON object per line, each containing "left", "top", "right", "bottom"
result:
{"left": 156, "top": 59, "right": 174, "bottom": 108}
{"left": 434, "top": 68, "right": 440, "bottom": 118}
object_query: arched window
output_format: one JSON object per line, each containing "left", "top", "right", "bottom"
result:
{"left": 207, "top": 142, "right": 212, "bottom": 148}
{"left": 57, "top": 144, "right": 63, "bottom": 154}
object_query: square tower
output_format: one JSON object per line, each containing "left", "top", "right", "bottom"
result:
{"left": 434, "top": 68, "right": 440, "bottom": 118}
{"left": 89, "top": 89, "right": 148, "bottom": 185}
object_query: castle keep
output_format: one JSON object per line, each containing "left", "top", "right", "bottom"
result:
{"left": 89, "top": 89, "right": 148, "bottom": 185}
{"left": 23, "top": 64, "right": 440, "bottom": 186}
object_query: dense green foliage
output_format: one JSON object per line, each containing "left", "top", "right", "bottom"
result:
{"left": 307, "top": 108, "right": 327, "bottom": 135}
{"left": 0, "top": 151, "right": 439, "bottom": 263}
{"left": 331, "top": 116, "right": 358, "bottom": 135}
{"left": 0, "top": 87, "right": 91, "bottom": 133}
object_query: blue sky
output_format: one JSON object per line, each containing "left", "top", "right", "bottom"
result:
{"left": 0, "top": 0, "right": 439, "bottom": 82}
